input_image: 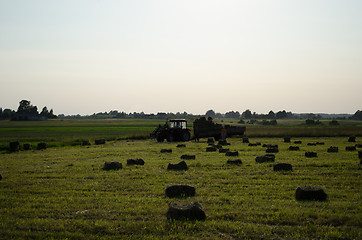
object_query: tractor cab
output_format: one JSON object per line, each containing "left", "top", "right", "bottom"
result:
{"left": 150, "top": 119, "right": 191, "bottom": 142}
{"left": 168, "top": 119, "right": 188, "bottom": 129}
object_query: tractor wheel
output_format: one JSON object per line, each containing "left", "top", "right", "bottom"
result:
{"left": 157, "top": 135, "right": 164, "bottom": 142}
{"left": 181, "top": 131, "right": 191, "bottom": 141}
{"left": 167, "top": 134, "right": 174, "bottom": 142}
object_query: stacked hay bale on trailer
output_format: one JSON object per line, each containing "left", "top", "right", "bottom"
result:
{"left": 193, "top": 117, "right": 246, "bottom": 141}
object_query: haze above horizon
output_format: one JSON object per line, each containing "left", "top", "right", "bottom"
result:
{"left": 1, "top": 0, "right": 361, "bottom": 115}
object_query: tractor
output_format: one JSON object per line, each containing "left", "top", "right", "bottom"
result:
{"left": 150, "top": 119, "right": 191, "bottom": 142}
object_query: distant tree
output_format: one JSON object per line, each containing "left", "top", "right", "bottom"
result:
{"left": 268, "top": 110, "right": 275, "bottom": 119}
{"left": 17, "top": 100, "right": 38, "bottom": 115}
{"left": 241, "top": 109, "right": 252, "bottom": 119}
{"left": 329, "top": 120, "right": 339, "bottom": 125}
{"left": 350, "top": 110, "right": 362, "bottom": 120}
{"left": 225, "top": 111, "right": 240, "bottom": 119}
{"left": 276, "top": 110, "right": 287, "bottom": 119}
{"left": 205, "top": 109, "right": 216, "bottom": 119}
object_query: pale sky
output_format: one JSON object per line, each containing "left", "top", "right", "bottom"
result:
{"left": 1, "top": 0, "right": 361, "bottom": 115}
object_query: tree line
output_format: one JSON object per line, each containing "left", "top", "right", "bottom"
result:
{"left": 0, "top": 100, "right": 57, "bottom": 120}
{"left": 1, "top": 100, "right": 361, "bottom": 121}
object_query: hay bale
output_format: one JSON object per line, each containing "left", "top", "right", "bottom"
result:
{"left": 9, "top": 141, "right": 20, "bottom": 152}
{"left": 23, "top": 143, "right": 31, "bottom": 150}
{"left": 346, "top": 146, "right": 356, "bottom": 151}
{"left": 37, "top": 142, "right": 47, "bottom": 150}
{"left": 266, "top": 146, "right": 278, "bottom": 153}
{"left": 103, "top": 162, "right": 122, "bottom": 170}
{"left": 248, "top": 143, "right": 258, "bottom": 146}
{"left": 227, "top": 159, "right": 242, "bottom": 165}
{"left": 348, "top": 136, "right": 356, "bottom": 142}
{"left": 167, "top": 161, "right": 188, "bottom": 171}
{"left": 316, "top": 142, "right": 325, "bottom": 145}
{"left": 243, "top": 137, "right": 249, "bottom": 143}
{"left": 167, "top": 202, "right": 206, "bottom": 221}
{"left": 181, "top": 154, "right": 196, "bottom": 160}
{"left": 127, "top": 158, "right": 145, "bottom": 166}
{"left": 225, "top": 151, "right": 238, "bottom": 157}
{"left": 295, "top": 186, "right": 328, "bottom": 201}
{"left": 219, "top": 148, "right": 229, "bottom": 153}
{"left": 82, "top": 140, "right": 91, "bottom": 146}
{"left": 355, "top": 144, "right": 362, "bottom": 148}
{"left": 165, "top": 184, "right": 195, "bottom": 198}
{"left": 284, "top": 137, "right": 291, "bottom": 143}
{"left": 218, "top": 140, "right": 230, "bottom": 146}
{"left": 255, "top": 154, "right": 275, "bottom": 163}
{"left": 289, "top": 146, "right": 300, "bottom": 151}
{"left": 95, "top": 139, "right": 106, "bottom": 145}
{"left": 273, "top": 162, "right": 292, "bottom": 171}
{"left": 294, "top": 140, "right": 302, "bottom": 144}
{"left": 206, "top": 147, "right": 217, "bottom": 152}
{"left": 177, "top": 144, "right": 186, "bottom": 148}
{"left": 161, "top": 149, "right": 172, "bottom": 153}
{"left": 305, "top": 152, "right": 317, "bottom": 158}
{"left": 307, "top": 143, "right": 317, "bottom": 146}
{"left": 327, "top": 146, "right": 338, "bottom": 153}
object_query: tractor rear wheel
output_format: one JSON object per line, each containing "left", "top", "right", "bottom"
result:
{"left": 181, "top": 131, "right": 191, "bottom": 141}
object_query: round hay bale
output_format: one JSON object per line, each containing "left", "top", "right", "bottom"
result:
{"left": 305, "top": 151, "right": 317, "bottom": 158}
{"left": 316, "top": 142, "right": 325, "bottom": 145}
{"left": 165, "top": 184, "right": 196, "bottom": 198}
{"left": 273, "top": 162, "right": 292, "bottom": 171}
{"left": 243, "top": 137, "right": 249, "bottom": 143}
{"left": 9, "top": 141, "right": 20, "bottom": 152}
{"left": 181, "top": 154, "right": 196, "bottom": 160}
{"left": 255, "top": 154, "right": 275, "bottom": 163}
{"left": 37, "top": 142, "right": 47, "bottom": 150}
{"left": 346, "top": 146, "right": 356, "bottom": 151}
{"left": 355, "top": 144, "right": 362, "bottom": 148}
{"left": 307, "top": 143, "right": 317, "bottom": 146}
{"left": 82, "top": 140, "right": 91, "bottom": 146}
{"left": 289, "top": 146, "right": 300, "bottom": 151}
{"left": 294, "top": 140, "right": 302, "bottom": 144}
{"left": 103, "top": 161, "right": 122, "bottom": 170}
{"left": 167, "top": 202, "right": 206, "bottom": 221}
{"left": 206, "top": 147, "right": 217, "bottom": 152}
{"left": 227, "top": 159, "right": 242, "bottom": 165}
{"left": 225, "top": 151, "right": 238, "bottom": 157}
{"left": 23, "top": 143, "right": 31, "bottom": 150}
{"left": 167, "top": 161, "right": 188, "bottom": 171}
{"left": 127, "top": 158, "right": 145, "bottom": 166}
{"left": 177, "top": 144, "right": 186, "bottom": 148}
{"left": 327, "top": 146, "right": 338, "bottom": 153}
{"left": 161, "top": 149, "right": 172, "bottom": 153}
{"left": 95, "top": 139, "right": 106, "bottom": 145}
{"left": 295, "top": 186, "right": 328, "bottom": 201}
{"left": 284, "top": 137, "right": 291, "bottom": 143}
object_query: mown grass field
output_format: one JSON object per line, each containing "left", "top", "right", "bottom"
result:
{"left": 0, "top": 119, "right": 361, "bottom": 239}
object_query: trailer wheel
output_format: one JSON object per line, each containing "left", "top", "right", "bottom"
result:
{"left": 181, "top": 131, "right": 191, "bottom": 141}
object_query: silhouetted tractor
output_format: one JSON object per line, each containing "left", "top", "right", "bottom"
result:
{"left": 150, "top": 119, "right": 191, "bottom": 142}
